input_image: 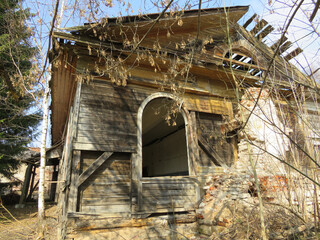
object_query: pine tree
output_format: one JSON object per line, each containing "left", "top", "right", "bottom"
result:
{"left": 0, "top": 0, "right": 40, "bottom": 178}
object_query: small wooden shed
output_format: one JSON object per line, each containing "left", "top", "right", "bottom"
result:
{"left": 50, "top": 6, "right": 305, "bottom": 239}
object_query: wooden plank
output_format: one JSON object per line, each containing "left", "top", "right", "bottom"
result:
{"left": 183, "top": 95, "right": 233, "bottom": 115}
{"left": 141, "top": 189, "right": 195, "bottom": 197}
{"left": 250, "top": 19, "right": 268, "bottom": 36}
{"left": 78, "top": 152, "right": 113, "bottom": 186}
{"left": 79, "top": 99, "right": 139, "bottom": 112}
{"left": 81, "top": 204, "right": 131, "bottom": 213}
{"left": 77, "top": 122, "right": 136, "bottom": 133}
{"left": 82, "top": 197, "right": 130, "bottom": 205}
{"left": 67, "top": 212, "right": 196, "bottom": 230}
{"left": 256, "top": 25, "right": 274, "bottom": 40}
{"left": 75, "top": 135, "right": 136, "bottom": 145}
{"left": 73, "top": 142, "right": 136, "bottom": 152}
{"left": 271, "top": 36, "right": 288, "bottom": 51}
{"left": 188, "top": 111, "right": 199, "bottom": 176}
{"left": 68, "top": 150, "right": 81, "bottom": 212}
{"left": 83, "top": 184, "right": 130, "bottom": 194}
{"left": 243, "top": 13, "right": 257, "bottom": 28}
{"left": 78, "top": 110, "right": 137, "bottom": 123}
{"left": 19, "top": 164, "right": 33, "bottom": 204}
{"left": 82, "top": 192, "right": 131, "bottom": 198}
{"left": 198, "top": 134, "right": 224, "bottom": 166}
{"left": 279, "top": 41, "right": 292, "bottom": 54}
{"left": 284, "top": 47, "right": 303, "bottom": 61}
{"left": 141, "top": 177, "right": 196, "bottom": 184}
{"left": 142, "top": 183, "right": 196, "bottom": 190}
{"left": 80, "top": 92, "right": 144, "bottom": 105}
{"left": 140, "top": 199, "right": 195, "bottom": 208}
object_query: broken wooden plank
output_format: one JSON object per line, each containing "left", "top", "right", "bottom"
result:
{"left": 256, "top": 25, "right": 274, "bottom": 40}
{"left": 250, "top": 19, "right": 268, "bottom": 36}
{"left": 78, "top": 152, "right": 113, "bottom": 186}
{"left": 271, "top": 36, "right": 288, "bottom": 51}
{"left": 243, "top": 13, "right": 257, "bottom": 29}
{"left": 279, "top": 41, "right": 292, "bottom": 54}
{"left": 284, "top": 47, "right": 303, "bottom": 61}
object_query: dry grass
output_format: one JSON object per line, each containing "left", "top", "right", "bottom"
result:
{"left": 0, "top": 203, "right": 57, "bottom": 240}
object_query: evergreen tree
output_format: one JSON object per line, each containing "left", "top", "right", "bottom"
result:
{"left": 0, "top": 0, "right": 40, "bottom": 178}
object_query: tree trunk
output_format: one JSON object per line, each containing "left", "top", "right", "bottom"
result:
{"left": 38, "top": 86, "right": 50, "bottom": 238}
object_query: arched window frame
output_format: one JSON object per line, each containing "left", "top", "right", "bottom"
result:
{"left": 135, "top": 92, "right": 193, "bottom": 180}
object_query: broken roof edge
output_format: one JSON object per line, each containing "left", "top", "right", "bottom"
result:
{"left": 58, "top": 5, "right": 249, "bottom": 32}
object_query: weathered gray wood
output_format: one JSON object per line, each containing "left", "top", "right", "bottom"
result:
{"left": 142, "top": 183, "right": 196, "bottom": 190}
{"left": 81, "top": 204, "right": 131, "bottom": 213}
{"left": 271, "top": 36, "right": 288, "bottom": 51}
{"left": 141, "top": 189, "right": 195, "bottom": 197}
{"left": 198, "top": 134, "right": 224, "bottom": 166}
{"left": 66, "top": 212, "right": 195, "bottom": 231}
{"left": 73, "top": 142, "right": 136, "bottom": 152}
{"left": 78, "top": 152, "right": 113, "bottom": 187}
{"left": 75, "top": 135, "right": 136, "bottom": 144}
{"left": 77, "top": 124, "right": 136, "bottom": 135}
{"left": 250, "top": 19, "right": 268, "bottom": 36}
{"left": 68, "top": 150, "right": 81, "bottom": 212}
{"left": 243, "top": 13, "right": 257, "bottom": 28}
{"left": 284, "top": 47, "right": 303, "bottom": 61}
{"left": 256, "top": 25, "right": 274, "bottom": 40}
{"left": 279, "top": 41, "right": 292, "bottom": 54}
{"left": 82, "top": 197, "right": 130, "bottom": 205}
{"left": 19, "top": 164, "right": 33, "bottom": 204}
{"left": 188, "top": 111, "right": 199, "bottom": 176}
{"left": 68, "top": 212, "right": 131, "bottom": 218}
{"left": 83, "top": 185, "right": 130, "bottom": 194}
{"left": 78, "top": 111, "right": 137, "bottom": 124}
{"left": 46, "top": 146, "right": 62, "bottom": 159}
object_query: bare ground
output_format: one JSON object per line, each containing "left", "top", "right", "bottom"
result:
{"left": 0, "top": 203, "right": 57, "bottom": 240}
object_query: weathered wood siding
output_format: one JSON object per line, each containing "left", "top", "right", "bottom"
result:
{"left": 79, "top": 151, "right": 132, "bottom": 214}
{"left": 74, "top": 82, "right": 147, "bottom": 152}
{"left": 137, "top": 178, "right": 198, "bottom": 213}
{"left": 196, "top": 112, "right": 234, "bottom": 168}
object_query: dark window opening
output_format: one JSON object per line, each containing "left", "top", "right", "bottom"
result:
{"left": 142, "top": 98, "right": 189, "bottom": 177}
{"left": 223, "top": 51, "right": 263, "bottom": 77}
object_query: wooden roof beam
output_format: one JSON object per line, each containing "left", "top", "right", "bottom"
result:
{"left": 256, "top": 25, "right": 274, "bottom": 40}
{"left": 250, "top": 19, "right": 268, "bottom": 36}
{"left": 279, "top": 41, "right": 292, "bottom": 54}
{"left": 271, "top": 36, "right": 288, "bottom": 51}
{"left": 243, "top": 13, "right": 257, "bottom": 29}
{"left": 284, "top": 47, "right": 303, "bottom": 61}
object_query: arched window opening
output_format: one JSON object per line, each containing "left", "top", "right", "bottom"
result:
{"left": 142, "top": 98, "right": 189, "bottom": 177}
{"left": 223, "top": 50, "right": 263, "bottom": 77}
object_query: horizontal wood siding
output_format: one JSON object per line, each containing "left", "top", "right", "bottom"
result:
{"left": 139, "top": 178, "right": 197, "bottom": 212}
{"left": 74, "top": 82, "right": 148, "bottom": 152}
{"left": 79, "top": 151, "right": 132, "bottom": 214}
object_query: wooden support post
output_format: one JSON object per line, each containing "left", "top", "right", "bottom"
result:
{"left": 50, "top": 164, "right": 59, "bottom": 202}
{"left": 188, "top": 111, "right": 199, "bottom": 176}
{"left": 68, "top": 150, "right": 81, "bottom": 212}
{"left": 19, "top": 163, "right": 33, "bottom": 205}
{"left": 27, "top": 165, "right": 36, "bottom": 201}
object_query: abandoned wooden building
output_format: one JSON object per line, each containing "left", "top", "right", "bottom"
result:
{"left": 49, "top": 5, "right": 312, "bottom": 239}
